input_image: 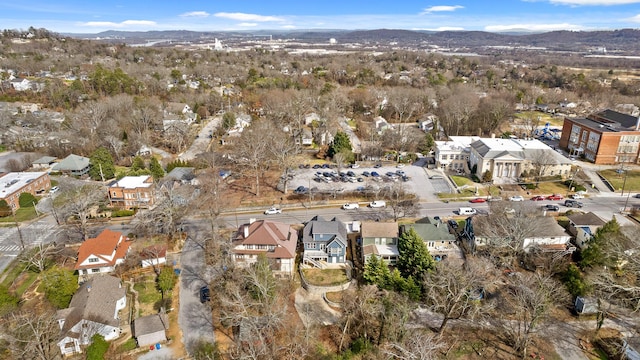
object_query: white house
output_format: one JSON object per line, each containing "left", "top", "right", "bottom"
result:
{"left": 434, "top": 136, "right": 479, "bottom": 172}
{"left": 10, "top": 77, "right": 31, "bottom": 91}
{"left": 140, "top": 245, "right": 167, "bottom": 269}
{"left": 56, "top": 275, "right": 126, "bottom": 356}
{"left": 75, "top": 229, "right": 131, "bottom": 283}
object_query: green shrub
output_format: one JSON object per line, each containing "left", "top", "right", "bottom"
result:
{"left": 18, "top": 192, "right": 37, "bottom": 208}
{"left": 112, "top": 209, "right": 135, "bottom": 217}
{"left": 85, "top": 334, "right": 109, "bottom": 360}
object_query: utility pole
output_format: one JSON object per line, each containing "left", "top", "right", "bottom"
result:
{"left": 99, "top": 163, "right": 105, "bottom": 182}
{"left": 12, "top": 210, "right": 25, "bottom": 251}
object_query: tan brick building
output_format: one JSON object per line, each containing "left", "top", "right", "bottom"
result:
{"left": 0, "top": 172, "right": 51, "bottom": 210}
{"left": 559, "top": 109, "right": 640, "bottom": 165}
{"left": 108, "top": 175, "right": 154, "bottom": 210}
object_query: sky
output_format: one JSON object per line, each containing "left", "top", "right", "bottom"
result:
{"left": 2, "top": 0, "right": 640, "bottom": 34}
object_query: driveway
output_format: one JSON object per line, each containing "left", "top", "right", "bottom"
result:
{"left": 178, "top": 238, "right": 215, "bottom": 353}
{"left": 179, "top": 116, "right": 221, "bottom": 161}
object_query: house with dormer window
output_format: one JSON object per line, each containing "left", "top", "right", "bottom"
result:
{"left": 302, "top": 216, "right": 348, "bottom": 267}
{"left": 75, "top": 229, "right": 131, "bottom": 283}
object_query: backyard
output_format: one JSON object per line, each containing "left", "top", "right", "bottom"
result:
{"left": 302, "top": 268, "right": 349, "bottom": 286}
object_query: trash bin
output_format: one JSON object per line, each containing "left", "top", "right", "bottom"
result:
{"left": 155, "top": 343, "right": 161, "bottom": 350}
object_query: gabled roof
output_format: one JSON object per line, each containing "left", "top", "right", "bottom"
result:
{"left": 302, "top": 216, "right": 347, "bottom": 247}
{"left": 591, "top": 109, "right": 639, "bottom": 129}
{"left": 109, "top": 175, "right": 153, "bottom": 189}
{"left": 165, "top": 167, "right": 195, "bottom": 181}
{"left": 75, "top": 229, "right": 130, "bottom": 270}
{"left": 361, "top": 221, "right": 399, "bottom": 238}
{"left": 140, "top": 245, "right": 167, "bottom": 260}
{"left": 57, "top": 275, "right": 125, "bottom": 333}
{"left": 133, "top": 313, "right": 168, "bottom": 337}
{"left": 52, "top": 154, "right": 89, "bottom": 171}
{"left": 567, "top": 212, "right": 606, "bottom": 227}
{"left": 233, "top": 220, "right": 297, "bottom": 259}
{"left": 401, "top": 223, "right": 455, "bottom": 242}
{"left": 32, "top": 156, "right": 57, "bottom": 164}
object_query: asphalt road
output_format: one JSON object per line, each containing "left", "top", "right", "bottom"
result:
{"left": 177, "top": 238, "right": 215, "bottom": 354}
{"left": 0, "top": 215, "right": 61, "bottom": 273}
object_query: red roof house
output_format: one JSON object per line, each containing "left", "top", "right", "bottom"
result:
{"left": 75, "top": 229, "right": 131, "bottom": 282}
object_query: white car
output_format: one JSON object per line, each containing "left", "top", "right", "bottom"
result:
{"left": 369, "top": 200, "right": 386, "bottom": 208}
{"left": 509, "top": 195, "right": 524, "bottom": 202}
{"left": 342, "top": 203, "right": 360, "bottom": 210}
{"left": 570, "top": 194, "right": 584, "bottom": 199}
{"left": 264, "top": 207, "right": 282, "bottom": 215}
{"left": 49, "top": 186, "right": 59, "bottom": 194}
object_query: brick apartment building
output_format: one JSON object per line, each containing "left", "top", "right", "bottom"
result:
{"left": 559, "top": 109, "right": 640, "bottom": 165}
{"left": 108, "top": 175, "right": 154, "bottom": 210}
{"left": 0, "top": 172, "right": 51, "bottom": 210}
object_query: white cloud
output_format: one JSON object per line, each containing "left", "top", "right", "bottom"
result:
{"left": 628, "top": 13, "right": 640, "bottom": 21}
{"left": 214, "top": 12, "right": 284, "bottom": 22}
{"left": 237, "top": 23, "right": 258, "bottom": 27}
{"left": 421, "top": 5, "right": 464, "bottom": 14}
{"left": 281, "top": 25, "right": 297, "bottom": 29}
{"left": 80, "top": 20, "right": 157, "bottom": 28}
{"left": 548, "top": 0, "right": 640, "bottom": 5}
{"left": 180, "top": 11, "right": 210, "bottom": 18}
{"left": 484, "top": 23, "right": 583, "bottom": 32}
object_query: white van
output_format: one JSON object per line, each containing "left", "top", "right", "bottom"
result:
{"left": 458, "top": 207, "right": 477, "bottom": 215}
{"left": 369, "top": 200, "right": 386, "bottom": 208}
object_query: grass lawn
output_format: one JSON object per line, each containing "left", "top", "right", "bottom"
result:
{"left": 134, "top": 278, "right": 162, "bottom": 306}
{"left": 450, "top": 175, "right": 474, "bottom": 187}
{"left": 117, "top": 338, "right": 138, "bottom": 352}
{"left": 1, "top": 259, "right": 39, "bottom": 297}
{"left": 0, "top": 207, "right": 40, "bottom": 223}
{"left": 515, "top": 111, "right": 562, "bottom": 127}
{"left": 600, "top": 169, "right": 640, "bottom": 192}
{"left": 302, "top": 268, "right": 348, "bottom": 286}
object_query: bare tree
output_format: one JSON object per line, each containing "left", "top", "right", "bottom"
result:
{"left": 135, "top": 183, "right": 192, "bottom": 239}
{"left": 381, "top": 184, "right": 419, "bottom": 221}
{"left": 526, "top": 149, "right": 560, "bottom": 185}
{"left": 21, "top": 243, "right": 61, "bottom": 273}
{"left": 382, "top": 330, "right": 445, "bottom": 360}
{"left": 55, "top": 184, "right": 105, "bottom": 241}
{"left": 269, "top": 129, "right": 301, "bottom": 194}
{"left": 4, "top": 308, "right": 62, "bottom": 360}
{"left": 231, "top": 120, "right": 272, "bottom": 197}
{"left": 494, "top": 272, "right": 567, "bottom": 359}
{"left": 422, "top": 257, "right": 495, "bottom": 333}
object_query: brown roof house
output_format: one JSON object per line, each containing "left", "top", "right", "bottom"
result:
{"left": 232, "top": 219, "right": 298, "bottom": 277}
{"left": 567, "top": 212, "right": 607, "bottom": 250}
{"left": 360, "top": 221, "right": 399, "bottom": 265}
{"left": 56, "top": 275, "right": 126, "bottom": 356}
{"left": 133, "top": 313, "right": 168, "bottom": 348}
{"left": 75, "top": 229, "right": 131, "bottom": 283}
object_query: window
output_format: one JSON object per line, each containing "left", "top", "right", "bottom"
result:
{"left": 581, "top": 131, "right": 587, "bottom": 142}
{"left": 307, "top": 243, "right": 316, "bottom": 249}
{"left": 88, "top": 258, "right": 98, "bottom": 263}
{"left": 91, "top": 268, "right": 100, "bottom": 273}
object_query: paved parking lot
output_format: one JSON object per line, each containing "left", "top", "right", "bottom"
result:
{"left": 289, "top": 159, "right": 447, "bottom": 202}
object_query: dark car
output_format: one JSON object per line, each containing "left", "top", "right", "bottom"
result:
{"left": 322, "top": 164, "right": 330, "bottom": 169}
{"left": 543, "top": 204, "right": 560, "bottom": 211}
{"left": 448, "top": 219, "right": 459, "bottom": 230}
{"left": 362, "top": 171, "right": 370, "bottom": 177}
{"left": 347, "top": 171, "right": 356, "bottom": 177}
{"left": 371, "top": 171, "right": 380, "bottom": 177}
{"left": 294, "top": 186, "right": 308, "bottom": 194}
{"left": 374, "top": 164, "right": 382, "bottom": 168}
{"left": 634, "top": 194, "right": 640, "bottom": 199}
{"left": 564, "top": 199, "right": 583, "bottom": 208}
{"left": 199, "top": 286, "right": 211, "bottom": 303}
{"left": 312, "top": 164, "right": 321, "bottom": 169}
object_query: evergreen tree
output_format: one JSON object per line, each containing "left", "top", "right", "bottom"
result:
{"left": 149, "top": 157, "right": 165, "bottom": 180}
{"left": 89, "top": 147, "right": 115, "bottom": 181}
{"left": 157, "top": 266, "right": 177, "bottom": 300}
{"left": 131, "top": 156, "right": 145, "bottom": 171}
{"left": 41, "top": 266, "right": 78, "bottom": 309}
{"left": 397, "top": 227, "right": 435, "bottom": 280}
{"left": 363, "top": 255, "right": 390, "bottom": 286}
{"left": 328, "top": 131, "right": 352, "bottom": 159}
{"left": 0, "top": 199, "right": 11, "bottom": 217}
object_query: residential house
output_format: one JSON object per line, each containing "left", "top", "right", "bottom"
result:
{"left": 559, "top": 109, "right": 640, "bottom": 164}
{"left": 165, "top": 102, "right": 192, "bottom": 116}
{"left": 0, "top": 172, "right": 50, "bottom": 210}
{"left": 360, "top": 221, "right": 399, "bottom": 265}
{"left": 31, "top": 155, "right": 57, "bottom": 170}
{"left": 133, "top": 313, "right": 168, "bottom": 347}
{"left": 401, "top": 218, "right": 458, "bottom": 261}
{"left": 56, "top": 275, "right": 126, "bottom": 356}
{"left": 10, "top": 77, "right": 31, "bottom": 91}
{"left": 566, "top": 212, "right": 607, "bottom": 249}
{"left": 75, "top": 229, "right": 131, "bottom": 282}
{"left": 136, "top": 145, "right": 152, "bottom": 157}
{"left": 301, "top": 216, "right": 348, "bottom": 267}
{"left": 232, "top": 219, "right": 298, "bottom": 277}
{"left": 418, "top": 113, "right": 438, "bottom": 132}
{"left": 434, "top": 136, "right": 479, "bottom": 172}
{"left": 52, "top": 154, "right": 90, "bottom": 176}
{"left": 462, "top": 215, "right": 571, "bottom": 252}
{"left": 163, "top": 167, "right": 195, "bottom": 184}
{"left": 374, "top": 116, "right": 392, "bottom": 135}
{"left": 108, "top": 175, "right": 154, "bottom": 210}
{"left": 140, "top": 245, "right": 167, "bottom": 269}
{"left": 469, "top": 137, "right": 572, "bottom": 183}
{"left": 304, "top": 112, "right": 321, "bottom": 126}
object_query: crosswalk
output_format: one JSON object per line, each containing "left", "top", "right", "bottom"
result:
{"left": 0, "top": 245, "right": 22, "bottom": 252}
{"left": 0, "top": 221, "right": 58, "bottom": 255}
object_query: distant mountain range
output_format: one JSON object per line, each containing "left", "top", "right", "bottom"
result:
{"left": 65, "top": 28, "right": 640, "bottom": 53}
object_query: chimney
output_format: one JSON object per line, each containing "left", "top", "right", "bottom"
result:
{"left": 243, "top": 225, "right": 249, "bottom": 238}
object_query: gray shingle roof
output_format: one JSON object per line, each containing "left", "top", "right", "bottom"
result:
{"left": 52, "top": 154, "right": 90, "bottom": 171}
{"left": 401, "top": 223, "right": 456, "bottom": 242}
{"left": 133, "top": 313, "right": 168, "bottom": 337}
{"left": 302, "top": 216, "right": 347, "bottom": 247}
{"left": 567, "top": 212, "right": 606, "bottom": 227}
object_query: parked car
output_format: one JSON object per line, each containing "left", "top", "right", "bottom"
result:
{"left": 369, "top": 200, "right": 386, "bottom": 208}
{"left": 350, "top": 163, "right": 360, "bottom": 168}
{"left": 564, "top": 199, "right": 583, "bottom": 208}
{"left": 543, "top": 204, "right": 560, "bottom": 211}
{"left": 570, "top": 194, "right": 584, "bottom": 199}
{"left": 469, "top": 198, "right": 486, "bottom": 203}
{"left": 530, "top": 195, "right": 545, "bottom": 201}
{"left": 396, "top": 170, "right": 406, "bottom": 176}
{"left": 312, "top": 164, "right": 321, "bottom": 169}
{"left": 371, "top": 171, "right": 380, "bottom": 177}
{"left": 487, "top": 196, "right": 503, "bottom": 202}
{"left": 49, "top": 186, "right": 59, "bottom": 194}
{"left": 396, "top": 163, "right": 405, "bottom": 168}
{"left": 633, "top": 194, "right": 640, "bottom": 199}
{"left": 347, "top": 171, "right": 356, "bottom": 177}
{"left": 199, "top": 286, "right": 210, "bottom": 303}
{"left": 264, "top": 207, "right": 282, "bottom": 215}
{"left": 362, "top": 171, "right": 370, "bottom": 177}
{"left": 546, "top": 194, "right": 564, "bottom": 201}
{"left": 294, "top": 186, "right": 308, "bottom": 194}
{"left": 448, "top": 219, "right": 459, "bottom": 230}
{"left": 374, "top": 164, "right": 382, "bottom": 168}
{"left": 342, "top": 203, "right": 360, "bottom": 210}
{"left": 509, "top": 195, "right": 524, "bottom": 202}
